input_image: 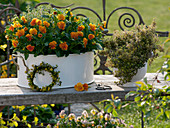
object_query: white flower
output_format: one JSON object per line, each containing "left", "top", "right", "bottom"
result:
{"left": 90, "top": 109, "right": 97, "bottom": 115}
{"left": 82, "top": 110, "right": 88, "bottom": 118}
{"left": 68, "top": 113, "right": 76, "bottom": 121}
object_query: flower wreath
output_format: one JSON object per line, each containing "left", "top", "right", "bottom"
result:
{"left": 26, "top": 62, "right": 61, "bottom": 92}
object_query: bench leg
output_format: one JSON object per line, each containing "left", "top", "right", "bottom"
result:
{"left": 0, "top": 106, "right": 5, "bottom": 112}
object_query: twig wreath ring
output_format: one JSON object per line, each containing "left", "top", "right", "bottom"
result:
{"left": 26, "top": 61, "right": 61, "bottom": 92}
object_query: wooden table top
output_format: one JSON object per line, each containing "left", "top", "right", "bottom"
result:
{"left": 0, "top": 73, "right": 169, "bottom": 106}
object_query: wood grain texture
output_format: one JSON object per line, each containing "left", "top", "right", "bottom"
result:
{"left": 0, "top": 74, "right": 169, "bottom": 106}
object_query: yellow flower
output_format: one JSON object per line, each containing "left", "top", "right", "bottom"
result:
{"left": 59, "top": 42, "right": 68, "bottom": 51}
{"left": 43, "top": 21, "right": 50, "bottom": 27}
{"left": 57, "top": 14, "right": 65, "bottom": 20}
{"left": 2, "top": 65, "right": 7, "bottom": 71}
{"left": 49, "top": 41, "right": 57, "bottom": 49}
{"left": 74, "top": 82, "right": 84, "bottom": 91}
{"left": 29, "top": 28, "right": 37, "bottom": 35}
{"left": 103, "top": 21, "right": 106, "bottom": 28}
{"left": 57, "top": 21, "right": 66, "bottom": 30}
{"left": 12, "top": 40, "right": 18, "bottom": 48}
{"left": 39, "top": 26, "right": 46, "bottom": 33}
{"left": 16, "top": 29, "right": 25, "bottom": 38}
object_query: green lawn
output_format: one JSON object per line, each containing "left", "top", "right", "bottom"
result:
{"left": 40, "top": 0, "right": 170, "bottom": 73}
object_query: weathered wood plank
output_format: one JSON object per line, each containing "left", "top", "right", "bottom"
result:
{"left": 0, "top": 73, "right": 169, "bottom": 106}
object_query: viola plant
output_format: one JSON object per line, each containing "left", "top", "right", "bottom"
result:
{"left": 5, "top": 5, "right": 104, "bottom": 60}
{"left": 48, "top": 109, "right": 127, "bottom": 128}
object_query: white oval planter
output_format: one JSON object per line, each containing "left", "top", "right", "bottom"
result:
{"left": 113, "top": 62, "right": 147, "bottom": 87}
{"left": 17, "top": 52, "right": 94, "bottom": 89}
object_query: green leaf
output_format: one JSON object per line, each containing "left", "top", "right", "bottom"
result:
{"left": 125, "top": 91, "right": 137, "bottom": 99}
{"left": 135, "top": 96, "right": 141, "bottom": 102}
{"left": 165, "top": 110, "right": 170, "bottom": 119}
{"left": 112, "top": 109, "right": 118, "bottom": 117}
{"left": 96, "top": 43, "right": 103, "bottom": 50}
{"left": 41, "top": 15, "right": 49, "bottom": 18}
{"left": 13, "top": 121, "right": 18, "bottom": 127}
{"left": 143, "top": 77, "right": 147, "bottom": 84}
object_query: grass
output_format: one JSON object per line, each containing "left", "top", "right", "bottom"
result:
{"left": 40, "top": 0, "right": 170, "bottom": 73}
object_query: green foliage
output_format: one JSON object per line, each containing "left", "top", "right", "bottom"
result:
{"left": 102, "top": 21, "right": 163, "bottom": 85}
{"left": 125, "top": 80, "right": 170, "bottom": 123}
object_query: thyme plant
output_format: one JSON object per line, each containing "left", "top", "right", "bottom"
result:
{"left": 102, "top": 21, "right": 163, "bottom": 85}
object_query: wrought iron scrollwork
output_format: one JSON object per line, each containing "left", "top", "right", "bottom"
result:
{"left": 106, "top": 6, "right": 145, "bottom": 33}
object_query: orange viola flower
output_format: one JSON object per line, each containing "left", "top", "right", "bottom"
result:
{"left": 77, "top": 25, "right": 85, "bottom": 31}
{"left": 9, "top": 25, "right": 14, "bottom": 32}
{"left": 57, "top": 14, "right": 65, "bottom": 20}
{"left": 83, "top": 83, "right": 88, "bottom": 91}
{"left": 100, "top": 26, "right": 104, "bottom": 31}
{"left": 77, "top": 31, "right": 84, "bottom": 37}
{"left": 30, "top": 18, "right": 37, "bottom": 26}
{"left": 43, "top": 21, "right": 50, "bottom": 27}
{"left": 89, "top": 23, "right": 96, "bottom": 31}
{"left": 74, "top": 17, "right": 80, "bottom": 22}
{"left": 24, "top": 27, "right": 28, "bottom": 31}
{"left": 26, "top": 34, "right": 33, "bottom": 41}
{"left": 38, "top": 34, "right": 42, "bottom": 38}
{"left": 70, "top": 12, "right": 73, "bottom": 17}
{"left": 29, "top": 28, "right": 37, "bottom": 35}
{"left": 49, "top": 41, "right": 57, "bottom": 49}
{"left": 12, "top": 40, "right": 18, "bottom": 48}
{"left": 88, "top": 34, "right": 95, "bottom": 40}
{"left": 74, "top": 82, "right": 84, "bottom": 91}
{"left": 39, "top": 26, "right": 46, "bottom": 33}
{"left": 21, "top": 16, "right": 27, "bottom": 23}
{"left": 83, "top": 38, "right": 88, "bottom": 48}
{"left": 70, "top": 32, "right": 78, "bottom": 40}
{"left": 26, "top": 45, "right": 35, "bottom": 52}
{"left": 53, "top": 11, "right": 57, "bottom": 15}
{"left": 14, "top": 23, "right": 22, "bottom": 28}
{"left": 36, "top": 19, "right": 42, "bottom": 26}
{"left": 57, "top": 21, "right": 66, "bottom": 30}
{"left": 59, "top": 42, "right": 68, "bottom": 51}
{"left": 16, "top": 29, "right": 25, "bottom": 38}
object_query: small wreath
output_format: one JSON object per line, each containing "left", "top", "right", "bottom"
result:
{"left": 26, "top": 62, "right": 61, "bottom": 92}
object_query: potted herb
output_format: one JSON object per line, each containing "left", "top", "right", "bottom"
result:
{"left": 102, "top": 21, "right": 163, "bottom": 86}
{"left": 5, "top": 5, "right": 104, "bottom": 91}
